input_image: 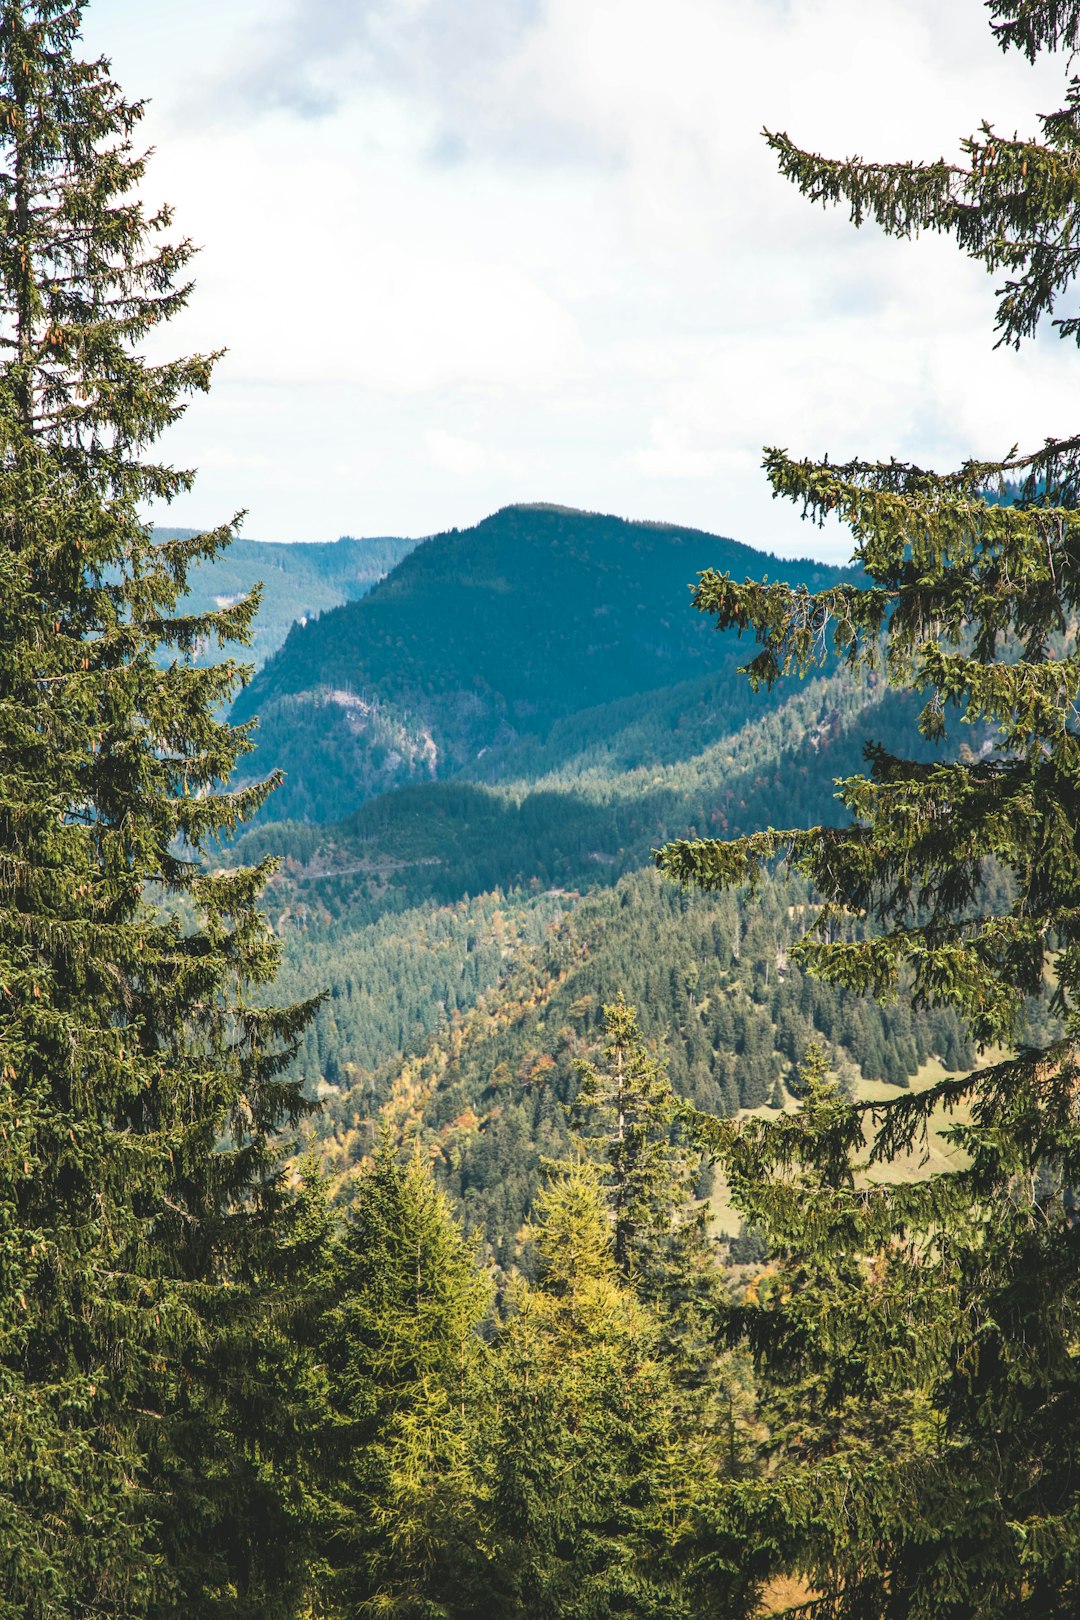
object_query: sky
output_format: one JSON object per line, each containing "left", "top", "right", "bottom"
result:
{"left": 81, "top": 0, "right": 1076, "bottom": 560}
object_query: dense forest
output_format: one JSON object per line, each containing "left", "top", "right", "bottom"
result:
{"left": 6, "top": 3, "right": 1080, "bottom": 1619}
{"left": 226, "top": 653, "right": 988, "bottom": 1222}
{"left": 300, "top": 864, "right": 989, "bottom": 1262}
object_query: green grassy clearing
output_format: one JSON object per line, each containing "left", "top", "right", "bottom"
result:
{"left": 708, "top": 1053, "right": 997, "bottom": 1236}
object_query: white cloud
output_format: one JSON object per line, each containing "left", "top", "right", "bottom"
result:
{"left": 215, "top": 0, "right": 543, "bottom": 126}
{"left": 634, "top": 417, "right": 722, "bottom": 481}
{"left": 82, "top": 0, "right": 1079, "bottom": 559}
{"left": 427, "top": 428, "right": 525, "bottom": 477}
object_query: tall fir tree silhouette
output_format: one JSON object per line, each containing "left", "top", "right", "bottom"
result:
{"left": 0, "top": 6, "right": 318, "bottom": 1614}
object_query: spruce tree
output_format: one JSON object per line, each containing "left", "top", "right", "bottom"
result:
{"left": 573, "top": 996, "right": 755, "bottom": 1488}
{"left": 0, "top": 6, "right": 316, "bottom": 1614}
{"left": 657, "top": 2, "right": 1080, "bottom": 1611}
{"left": 573, "top": 994, "right": 682, "bottom": 1286}
{"left": 489, "top": 1157, "right": 731, "bottom": 1620}
{"left": 315, "top": 1144, "right": 491, "bottom": 1619}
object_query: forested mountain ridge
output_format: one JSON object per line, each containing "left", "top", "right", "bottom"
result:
{"left": 157, "top": 526, "right": 420, "bottom": 668}
{"left": 215, "top": 510, "right": 976, "bottom": 1230}
{"left": 231, "top": 503, "right": 862, "bottom": 822}
{"left": 233, "top": 667, "right": 931, "bottom": 920}
{"left": 301, "top": 864, "right": 982, "bottom": 1258}
{"left": 226, "top": 653, "right": 997, "bottom": 1251}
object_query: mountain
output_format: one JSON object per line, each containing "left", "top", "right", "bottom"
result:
{"left": 232, "top": 666, "right": 910, "bottom": 920}
{"left": 230, "top": 660, "right": 989, "bottom": 1240}
{"left": 157, "top": 527, "right": 421, "bottom": 669}
{"left": 207, "top": 501, "right": 1020, "bottom": 1250}
{"left": 236, "top": 661, "right": 1020, "bottom": 1255}
{"left": 231, "top": 503, "right": 860, "bottom": 822}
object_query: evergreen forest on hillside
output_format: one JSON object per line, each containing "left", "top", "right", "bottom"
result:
{"left": 6, "top": 3, "right": 1080, "bottom": 1618}
{"left": 229, "top": 503, "right": 861, "bottom": 823}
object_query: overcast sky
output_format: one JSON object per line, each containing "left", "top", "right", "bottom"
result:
{"left": 82, "top": 0, "right": 1074, "bottom": 560}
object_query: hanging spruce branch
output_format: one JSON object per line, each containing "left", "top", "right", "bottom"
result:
{"left": 988, "top": 1, "right": 1080, "bottom": 62}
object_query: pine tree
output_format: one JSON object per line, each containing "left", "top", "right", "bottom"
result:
{"left": 657, "top": 2, "right": 1080, "bottom": 1611}
{"left": 489, "top": 1157, "right": 731, "bottom": 1620}
{"left": 573, "top": 997, "right": 756, "bottom": 1490}
{"left": 572, "top": 994, "right": 682, "bottom": 1286}
{"left": 0, "top": 6, "right": 317, "bottom": 1614}
{"left": 316, "top": 1143, "right": 491, "bottom": 1619}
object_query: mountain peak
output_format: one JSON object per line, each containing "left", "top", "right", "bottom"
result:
{"left": 231, "top": 504, "right": 858, "bottom": 824}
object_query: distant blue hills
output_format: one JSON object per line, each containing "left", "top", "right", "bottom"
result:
{"left": 160, "top": 527, "right": 421, "bottom": 669}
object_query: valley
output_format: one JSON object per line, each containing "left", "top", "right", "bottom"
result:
{"left": 200, "top": 501, "right": 1002, "bottom": 1255}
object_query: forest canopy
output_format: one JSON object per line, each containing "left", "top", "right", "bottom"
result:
{"left": 6, "top": 2, "right": 1080, "bottom": 1618}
